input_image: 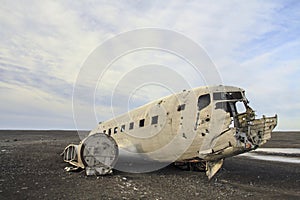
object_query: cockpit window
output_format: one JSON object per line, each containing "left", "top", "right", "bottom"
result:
{"left": 215, "top": 102, "right": 228, "bottom": 111}
{"left": 198, "top": 94, "right": 210, "bottom": 111}
{"left": 235, "top": 101, "right": 246, "bottom": 113}
{"left": 213, "top": 92, "right": 243, "bottom": 101}
{"left": 215, "top": 101, "right": 247, "bottom": 117}
{"left": 215, "top": 102, "right": 234, "bottom": 117}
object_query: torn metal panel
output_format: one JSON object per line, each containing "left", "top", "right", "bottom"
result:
{"left": 62, "top": 133, "right": 118, "bottom": 175}
{"left": 206, "top": 159, "right": 224, "bottom": 180}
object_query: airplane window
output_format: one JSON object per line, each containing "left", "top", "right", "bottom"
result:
{"left": 121, "top": 125, "right": 125, "bottom": 132}
{"left": 151, "top": 116, "right": 158, "bottom": 125}
{"left": 103, "top": 130, "right": 106, "bottom": 133}
{"left": 129, "top": 122, "right": 134, "bottom": 130}
{"left": 213, "top": 92, "right": 226, "bottom": 100}
{"left": 198, "top": 94, "right": 210, "bottom": 110}
{"left": 108, "top": 128, "right": 112, "bottom": 135}
{"left": 215, "top": 102, "right": 234, "bottom": 117}
{"left": 139, "top": 119, "right": 145, "bottom": 127}
{"left": 177, "top": 104, "right": 186, "bottom": 111}
{"left": 213, "top": 92, "right": 243, "bottom": 100}
{"left": 216, "top": 102, "right": 228, "bottom": 111}
{"left": 236, "top": 101, "right": 246, "bottom": 113}
{"left": 114, "top": 127, "right": 118, "bottom": 134}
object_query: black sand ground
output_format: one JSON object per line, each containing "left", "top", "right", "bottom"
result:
{"left": 0, "top": 130, "right": 299, "bottom": 199}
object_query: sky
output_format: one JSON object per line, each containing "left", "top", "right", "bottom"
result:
{"left": 0, "top": 0, "right": 299, "bottom": 130}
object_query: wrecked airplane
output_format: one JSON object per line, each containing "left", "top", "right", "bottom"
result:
{"left": 62, "top": 85, "right": 277, "bottom": 179}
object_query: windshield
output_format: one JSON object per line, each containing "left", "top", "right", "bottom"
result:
{"left": 215, "top": 100, "right": 247, "bottom": 116}
{"left": 213, "top": 92, "right": 243, "bottom": 101}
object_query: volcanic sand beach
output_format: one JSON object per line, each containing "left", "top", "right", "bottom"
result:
{"left": 0, "top": 130, "right": 299, "bottom": 199}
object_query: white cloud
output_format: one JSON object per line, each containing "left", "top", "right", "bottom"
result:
{"left": 0, "top": 0, "right": 299, "bottom": 130}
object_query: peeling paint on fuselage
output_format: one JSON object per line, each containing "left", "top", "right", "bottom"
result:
{"left": 89, "top": 85, "right": 277, "bottom": 164}
{"left": 63, "top": 85, "right": 277, "bottom": 178}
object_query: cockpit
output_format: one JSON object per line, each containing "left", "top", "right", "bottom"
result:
{"left": 212, "top": 91, "right": 252, "bottom": 127}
